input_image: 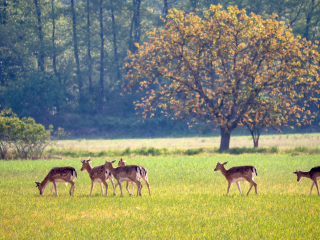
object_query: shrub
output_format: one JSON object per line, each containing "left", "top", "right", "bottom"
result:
{"left": 0, "top": 109, "right": 64, "bottom": 159}
{"left": 185, "top": 148, "right": 203, "bottom": 155}
{"left": 293, "top": 146, "right": 308, "bottom": 153}
{"left": 269, "top": 146, "right": 279, "bottom": 153}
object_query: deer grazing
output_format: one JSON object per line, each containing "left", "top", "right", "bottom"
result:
{"left": 293, "top": 166, "right": 320, "bottom": 195}
{"left": 117, "top": 158, "right": 151, "bottom": 196}
{"left": 35, "top": 166, "right": 77, "bottom": 196}
{"left": 80, "top": 159, "right": 115, "bottom": 196}
{"left": 214, "top": 162, "right": 258, "bottom": 195}
{"left": 105, "top": 160, "right": 143, "bottom": 196}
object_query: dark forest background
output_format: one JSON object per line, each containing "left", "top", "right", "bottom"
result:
{"left": 1, "top": 0, "right": 320, "bottom": 138}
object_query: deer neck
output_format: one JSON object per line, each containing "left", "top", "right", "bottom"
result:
{"left": 40, "top": 178, "right": 50, "bottom": 191}
{"left": 300, "top": 171, "right": 311, "bottom": 179}
{"left": 220, "top": 166, "right": 228, "bottom": 178}
{"left": 84, "top": 165, "right": 93, "bottom": 175}
{"left": 106, "top": 164, "right": 116, "bottom": 176}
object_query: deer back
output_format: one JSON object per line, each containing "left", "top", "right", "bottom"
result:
{"left": 113, "top": 165, "right": 141, "bottom": 180}
{"left": 89, "top": 164, "right": 109, "bottom": 179}
{"left": 310, "top": 166, "right": 320, "bottom": 178}
{"left": 46, "top": 166, "right": 77, "bottom": 181}
{"left": 226, "top": 166, "right": 255, "bottom": 179}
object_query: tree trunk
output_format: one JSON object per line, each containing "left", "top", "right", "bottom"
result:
{"left": 111, "top": 0, "right": 120, "bottom": 80}
{"left": 220, "top": 127, "right": 231, "bottom": 152}
{"left": 71, "top": 0, "right": 83, "bottom": 108}
{"left": 128, "top": 4, "right": 135, "bottom": 52}
{"left": 0, "top": 61, "right": 2, "bottom": 85}
{"left": 99, "top": 0, "right": 104, "bottom": 111}
{"left": 304, "top": 0, "right": 315, "bottom": 41}
{"left": 253, "top": 129, "right": 260, "bottom": 148}
{"left": 86, "top": 0, "right": 93, "bottom": 95}
{"left": 51, "top": 0, "right": 60, "bottom": 82}
{"left": 190, "top": 0, "right": 197, "bottom": 12}
{"left": 34, "top": 0, "right": 45, "bottom": 72}
{"left": 129, "top": 0, "right": 141, "bottom": 53}
{"left": 163, "top": 0, "right": 168, "bottom": 16}
{"left": 51, "top": 0, "right": 60, "bottom": 112}
{"left": 133, "top": 0, "right": 141, "bottom": 47}
{"left": 1, "top": 0, "right": 7, "bottom": 24}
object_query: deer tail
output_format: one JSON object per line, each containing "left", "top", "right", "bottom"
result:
{"left": 73, "top": 169, "right": 77, "bottom": 178}
{"left": 253, "top": 167, "right": 258, "bottom": 176}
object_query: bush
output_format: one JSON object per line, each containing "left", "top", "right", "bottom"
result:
{"left": 0, "top": 109, "right": 64, "bottom": 159}
{"left": 225, "top": 147, "right": 268, "bottom": 155}
{"left": 185, "top": 148, "right": 203, "bottom": 155}
{"left": 269, "top": 146, "right": 279, "bottom": 153}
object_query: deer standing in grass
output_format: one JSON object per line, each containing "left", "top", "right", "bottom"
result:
{"left": 35, "top": 166, "right": 77, "bottom": 196}
{"left": 214, "top": 162, "right": 258, "bottom": 195}
{"left": 117, "top": 158, "right": 151, "bottom": 196}
{"left": 105, "top": 160, "right": 142, "bottom": 196}
{"left": 293, "top": 166, "right": 320, "bottom": 195}
{"left": 80, "top": 159, "right": 115, "bottom": 196}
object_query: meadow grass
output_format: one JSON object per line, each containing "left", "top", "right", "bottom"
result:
{"left": 1, "top": 154, "right": 320, "bottom": 239}
{"left": 56, "top": 133, "right": 320, "bottom": 151}
{"left": 44, "top": 133, "right": 320, "bottom": 158}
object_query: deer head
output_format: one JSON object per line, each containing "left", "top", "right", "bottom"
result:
{"left": 214, "top": 162, "right": 228, "bottom": 171}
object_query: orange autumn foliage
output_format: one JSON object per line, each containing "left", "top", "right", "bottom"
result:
{"left": 124, "top": 5, "right": 320, "bottom": 151}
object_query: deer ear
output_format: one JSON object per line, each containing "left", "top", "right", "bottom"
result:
{"left": 111, "top": 160, "right": 116, "bottom": 164}
{"left": 223, "top": 162, "right": 228, "bottom": 165}
{"left": 88, "top": 159, "right": 91, "bottom": 162}
{"left": 81, "top": 160, "right": 84, "bottom": 163}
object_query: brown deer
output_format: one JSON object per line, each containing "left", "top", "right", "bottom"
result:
{"left": 117, "top": 158, "right": 151, "bottom": 196}
{"left": 35, "top": 166, "right": 77, "bottom": 196}
{"left": 293, "top": 166, "right": 320, "bottom": 195}
{"left": 80, "top": 159, "right": 115, "bottom": 196}
{"left": 105, "top": 160, "right": 142, "bottom": 196}
{"left": 214, "top": 162, "right": 258, "bottom": 195}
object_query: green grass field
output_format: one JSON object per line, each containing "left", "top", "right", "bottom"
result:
{"left": 1, "top": 153, "right": 320, "bottom": 239}
{"left": 57, "top": 133, "right": 320, "bottom": 150}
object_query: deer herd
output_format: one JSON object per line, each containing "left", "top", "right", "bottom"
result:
{"left": 35, "top": 159, "right": 320, "bottom": 196}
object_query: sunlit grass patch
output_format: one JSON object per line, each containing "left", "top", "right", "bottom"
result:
{"left": 40, "top": 133, "right": 320, "bottom": 159}
{"left": 1, "top": 154, "right": 320, "bottom": 239}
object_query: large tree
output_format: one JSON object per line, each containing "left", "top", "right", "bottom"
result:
{"left": 124, "top": 5, "right": 320, "bottom": 151}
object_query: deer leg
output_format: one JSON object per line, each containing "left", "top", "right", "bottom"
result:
{"left": 126, "top": 181, "right": 131, "bottom": 195}
{"left": 253, "top": 181, "right": 258, "bottom": 194}
{"left": 143, "top": 179, "right": 151, "bottom": 196}
{"left": 118, "top": 180, "right": 124, "bottom": 196}
{"left": 247, "top": 180, "right": 257, "bottom": 195}
{"left": 236, "top": 182, "right": 242, "bottom": 195}
{"left": 53, "top": 181, "right": 58, "bottom": 196}
{"left": 108, "top": 175, "right": 115, "bottom": 195}
{"left": 102, "top": 179, "right": 108, "bottom": 196}
{"left": 310, "top": 182, "right": 315, "bottom": 194}
{"left": 100, "top": 183, "right": 104, "bottom": 195}
{"left": 132, "top": 182, "right": 135, "bottom": 195}
{"left": 90, "top": 181, "right": 95, "bottom": 195}
{"left": 65, "top": 179, "right": 75, "bottom": 196}
{"left": 136, "top": 181, "right": 142, "bottom": 196}
{"left": 71, "top": 182, "right": 75, "bottom": 195}
{"left": 247, "top": 184, "right": 253, "bottom": 195}
{"left": 226, "top": 182, "right": 232, "bottom": 195}
{"left": 114, "top": 182, "right": 119, "bottom": 195}
{"left": 51, "top": 184, "right": 54, "bottom": 195}
{"left": 315, "top": 180, "right": 320, "bottom": 195}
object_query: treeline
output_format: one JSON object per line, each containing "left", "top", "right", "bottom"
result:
{"left": 1, "top": 0, "right": 320, "bottom": 137}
